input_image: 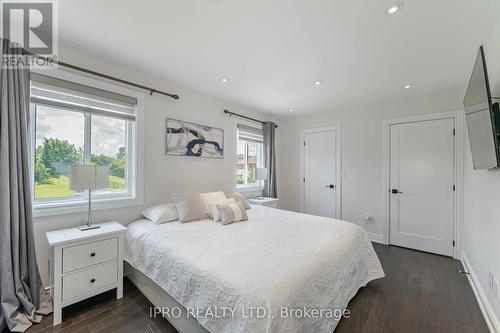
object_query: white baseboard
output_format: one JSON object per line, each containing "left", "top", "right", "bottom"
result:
{"left": 461, "top": 251, "right": 500, "bottom": 333}
{"left": 367, "top": 232, "right": 384, "bottom": 244}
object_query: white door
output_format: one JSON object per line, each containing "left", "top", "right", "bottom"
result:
{"left": 389, "top": 118, "right": 455, "bottom": 256}
{"left": 303, "top": 128, "right": 338, "bottom": 218}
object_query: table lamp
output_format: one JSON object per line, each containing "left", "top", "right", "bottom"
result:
{"left": 70, "top": 165, "right": 109, "bottom": 231}
{"left": 255, "top": 167, "right": 268, "bottom": 200}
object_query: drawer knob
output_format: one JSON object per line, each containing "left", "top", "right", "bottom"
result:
{"left": 90, "top": 278, "right": 96, "bottom": 283}
{"left": 90, "top": 252, "right": 96, "bottom": 257}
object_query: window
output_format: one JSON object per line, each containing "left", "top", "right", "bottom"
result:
{"left": 30, "top": 73, "right": 137, "bottom": 210}
{"left": 236, "top": 124, "right": 264, "bottom": 188}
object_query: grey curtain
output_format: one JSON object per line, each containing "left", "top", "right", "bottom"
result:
{"left": 262, "top": 122, "right": 277, "bottom": 198}
{"left": 0, "top": 39, "right": 52, "bottom": 332}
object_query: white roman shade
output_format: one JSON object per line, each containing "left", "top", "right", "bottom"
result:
{"left": 237, "top": 124, "right": 263, "bottom": 143}
{"left": 30, "top": 73, "right": 137, "bottom": 121}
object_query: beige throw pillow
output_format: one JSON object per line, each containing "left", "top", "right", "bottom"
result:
{"left": 227, "top": 192, "right": 251, "bottom": 209}
{"left": 171, "top": 192, "right": 209, "bottom": 222}
{"left": 216, "top": 202, "right": 248, "bottom": 225}
{"left": 200, "top": 191, "right": 227, "bottom": 215}
{"left": 208, "top": 198, "right": 236, "bottom": 222}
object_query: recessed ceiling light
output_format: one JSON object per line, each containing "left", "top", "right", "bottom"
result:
{"left": 403, "top": 84, "right": 413, "bottom": 89}
{"left": 314, "top": 81, "right": 322, "bottom": 86}
{"left": 387, "top": 6, "right": 399, "bottom": 14}
{"left": 386, "top": 1, "right": 404, "bottom": 15}
{"left": 220, "top": 77, "right": 228, "bottom": 83}
{"left": 289, "top": 108, "right": 295, "bottom": 112}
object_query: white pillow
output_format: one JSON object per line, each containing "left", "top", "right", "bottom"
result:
{"left": 141, "top": 203, "right": 178, "bottom": 224}
{"left": 208, "top": 198, "right": 235, "bottom": 222}
{"left": 199, "top": 191, "right": 227, "bottom": 215}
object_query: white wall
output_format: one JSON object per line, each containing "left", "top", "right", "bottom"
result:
{"left": 462, "top": 17, "right": 500, "bottom": 330}
{"left": 34, "top": 43, "right": 275, "bottom": 285}
{"left": 277, "top": 88, "right": 463, "bottom": 239}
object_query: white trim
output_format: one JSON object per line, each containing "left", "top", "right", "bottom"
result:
{"left": 30, "top": 69, "right": 145, "bottom": 218}
{"left": 382, "top": 111, "right": 464, "bottom": 258}
{"left": 300, "top": 125, "right": 342, "bottom": 219}
{"left": 33, "top": 197, "right": 140, "bottom": 218}
{"left": 236, "top": 184, "right": 262, "bottom": 193}
{"left": 461, "top": 251, "right": 500, "bottom": 333}
{"left": 367, "top": 232, "right": 384, "bottom": 244}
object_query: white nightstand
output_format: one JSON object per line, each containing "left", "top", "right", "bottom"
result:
{"left": 46, "top": 222, "right": 126, "bottom": 326}
{"left": 248, "top": 197, "right": 279, "bottom": 208}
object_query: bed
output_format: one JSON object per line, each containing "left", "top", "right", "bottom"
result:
{"left": 124, "top": 205, "right": 384, "bottom": 333}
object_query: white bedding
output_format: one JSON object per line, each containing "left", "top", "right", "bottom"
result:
{"left": 125, "top": 205, "right": 384, "bottom": 333}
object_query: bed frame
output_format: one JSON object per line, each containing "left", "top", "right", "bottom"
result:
{"left": 125, "top": 262, "right": 208, "bottom": 333}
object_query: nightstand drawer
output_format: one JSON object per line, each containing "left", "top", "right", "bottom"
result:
{"left": 62, "top": 237, "right": 117, "bottom": 273}
{"left": 62, "top": 261, "right": 118, "bottom": 301}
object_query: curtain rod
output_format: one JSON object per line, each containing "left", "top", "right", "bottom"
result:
{"left": 22, "top": 51, "right": 180, "bottom": 100}
{"left": 224, "top": 109, "right": 278, "bottom": 128}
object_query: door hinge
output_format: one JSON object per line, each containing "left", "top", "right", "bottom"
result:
{"left": 453, "top": 128, "right": 456, "bottom": 136}
{"left": 453, "top": 240, "right": 455, "bottom": 247}
{"left": 453, "top": 185, "right": 456, "bottom": 191}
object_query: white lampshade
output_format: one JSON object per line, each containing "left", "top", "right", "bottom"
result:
{"left": 255, "top": 167, "right": 268, "bottom": 181}
{"left": 69, "top": 165, "right": 109, "bottom": 190}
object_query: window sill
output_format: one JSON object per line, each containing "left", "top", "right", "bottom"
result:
{"left": 235, "top": 185, "right": 262, "bottom": 193}
{"left": 32, "top": 196, "right": 142, "bottom": 218}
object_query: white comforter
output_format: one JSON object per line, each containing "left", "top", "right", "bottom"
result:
{"left": 125, "top": 205, "right": 384, "bottom": 333}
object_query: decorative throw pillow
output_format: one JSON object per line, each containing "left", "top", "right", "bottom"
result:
{"left": 141, "top": 203, "right": 178, "bottom": 224}
{"left": 227, "top": 192, "right": 251, "bottom": 209}
{"left": 208, "top": 198, "right": 236, "bottom": 222}
{"left": 200, "top": 191, "right": 227, "bottom": 215}
{"left": 216, "top": 202, "right": 249, "bottom": 225}
{"left": 171, "top": 192, "right": 209, "bottom": 222}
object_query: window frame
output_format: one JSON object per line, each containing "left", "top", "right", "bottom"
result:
{"left": 30, "top": 69, "right": 144, "bottom": 218}
{"left": 233, "top": 119, "right": 264, "bottom": 192}
{"left": 237, "top": 139, "right": 263, "bottom": 188}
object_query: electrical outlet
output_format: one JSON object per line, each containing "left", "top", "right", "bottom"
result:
{"left": 489, "top": 272, "right": 494, "bottom": 289}
{"left": 494, "top": 279, "right": 499, "bottom": 299}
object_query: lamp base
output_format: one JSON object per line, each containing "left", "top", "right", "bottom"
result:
{"left": 79, "top": 224, "right": 101, "bottom": 231}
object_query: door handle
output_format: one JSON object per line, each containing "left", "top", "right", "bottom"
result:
{"left": 391, "top": 189, "right": 403, "bottom": 194}
{"left": 325, "top": 185, "right": 336, "bottom": 189}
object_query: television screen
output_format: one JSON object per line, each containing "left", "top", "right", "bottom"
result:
{"left": 464, "top": 46, "right": 500, "bottom": 169}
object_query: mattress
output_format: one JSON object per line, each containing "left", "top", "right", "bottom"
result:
{"left": 125, "top": 205, "right": 384, "bottom": 333}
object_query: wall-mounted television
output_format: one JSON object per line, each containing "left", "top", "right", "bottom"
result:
{"left": 464, "top": 45, "right": 500, "bottom": 170}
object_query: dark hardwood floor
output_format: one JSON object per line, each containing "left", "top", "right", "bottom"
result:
{"left": 11, "top": 244, "right": 487, "bottom": 333}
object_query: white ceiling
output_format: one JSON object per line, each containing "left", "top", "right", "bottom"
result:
{"left": 59, "top": 0, "right": 500, "bottom": 115}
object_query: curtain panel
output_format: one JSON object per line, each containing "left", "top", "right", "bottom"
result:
{"left": 262, "top": 121, "right": 277, "bottom": 198}
{"left": 0, "top": 38, "right": 52, "bottom": 332}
